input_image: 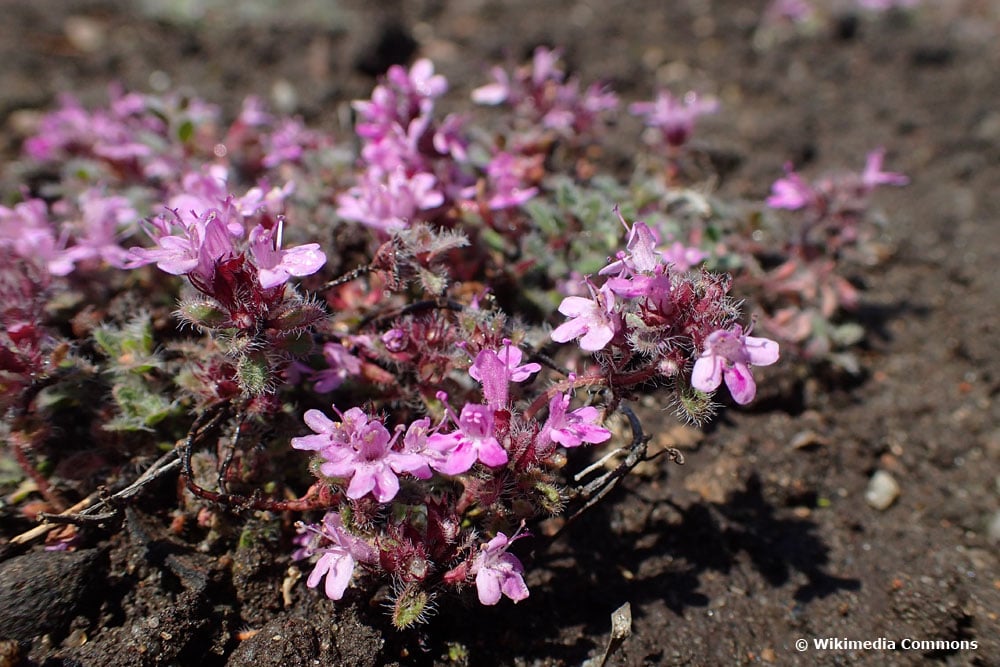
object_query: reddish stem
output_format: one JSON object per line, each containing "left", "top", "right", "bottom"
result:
{"left": 11, "top": 431, "right": 66, "bottom": 511}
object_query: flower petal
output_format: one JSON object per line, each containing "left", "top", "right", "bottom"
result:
{"left": 744, "top": 335, "right": 780, "bottom": 366}
{"left": 691, "top": 355, "right": 722, "bottom": 393}
{"left": 724, "top": 363, "right": 757, "bottom": 405}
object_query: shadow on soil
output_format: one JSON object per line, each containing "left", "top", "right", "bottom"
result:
{"left": 419, "top": 473, "right": 859, "bottom": 665}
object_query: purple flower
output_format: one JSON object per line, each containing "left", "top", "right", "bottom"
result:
{"left": 354, "top": 59, "right": 447, "bottom": 141}
{"left": 336, "top": 167, "right": 444, "bottom": 232}
{"left": 311, "top": 342, "right": 362, "bottom": 392}
{"left": 247, "top": 222, "right": 326, "bottom": 289}
{"left": 299, "top": 513, "right": 378, "bottom": 601}
{"left": 166, "top": 166, "right": 235, "bottom": 230}
{"left": 0, "top": 199, "right": 73, "bottom": 276}
{"left": 291, "top": 406, "right": 432, "bottom": 503}
{"left": 599, "top": 217, "right": 663, "bottom": 276}
{"left": 468, "top": 341, "right": 541, "bottom": 409}
{"left": 629, "top": 90, "right": 719, "bottom": 147}
{"left": 261, "top": 118, "right": 321, "bottom": 168}
{"left": 62, "top": 189, "right": 138, "bottom": 270}
{"left": 766, "top": 164, "right": 816, "bottom": 210}
{"left": 604, "top": 267, "right": 674, "bottom": 314}
{"left": 861, "top": 148, "right": 908, "bottom": 190}
{"left": 538, "top": 393, "right": 611, "bottom": 449}
{"left": 551, "top": 283, "right": 619, "bottom": 352}
{"left": 482, "top": 152, "right": 538, "bottom": 210}
{"left": 857, "top": 0, "right": 919, "bottom": 10}
{"left": 661, "top": 241, "right": 707, "bottom": 272}
{"left": 471, "top": 47, "right": 618, "bottom": 137}
{"left": 426, "top": 403, "right": 507, "bottom": 475}
{"left": 471, "top": 66, "right": 512, "bottom": 105}
{"left": 127, "top": 207, "right": 238, "bottom": 284}
{"left": 691, "top": 325, "right": 780, "bottom": 405}
{"left": 470, "top": 531, "right": 529, "bottom": 606}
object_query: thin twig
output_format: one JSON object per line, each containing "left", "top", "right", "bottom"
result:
{"left": 358, "top": 297, "right": 465, "bottom": 331}
{"left": 9, "top": 493, "right": 98, "bottom": 545}
{"left": 555, "top": 404, "right": 682, "bottom": 538}
{"left": 179, "top": 401, "right": 340, "bottom": 512}
{"left": 18, "top": 447, "right": 185, "bottom": 537}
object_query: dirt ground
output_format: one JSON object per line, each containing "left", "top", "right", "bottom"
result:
{"left": 1, "top": 0, "right": 999, "bottom": 665}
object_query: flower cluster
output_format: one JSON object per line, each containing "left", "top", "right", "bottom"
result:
{"left": 629, "top": 90, "right": 719, "bottom": 149}
{"left": 14, "top": 47, "right": 924, "bottom": 633}
{"left": 551, "top": 211, "right": 778, "bottom": 410}
{"left": 291, "top": 338, "right": 610, "bottom": 617}
{"left": 751, "top": 149, "right": 907, "bottom": 362}
{"left": 11, "top": 88, "right": 332, "bottom": 284}
{"left": 472, "top": 46, "right": 620, "bottom": 140}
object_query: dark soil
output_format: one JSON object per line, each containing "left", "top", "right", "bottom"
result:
{"left": 2, "top": 1, "right": 999, "bottom": 665}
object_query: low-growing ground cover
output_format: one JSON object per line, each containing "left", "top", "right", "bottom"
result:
{"left": 1, "top": 1, "right": 998, "bottom": 665}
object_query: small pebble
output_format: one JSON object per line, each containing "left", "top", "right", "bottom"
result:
{"left": 986, "top": 509, "right": 1000, "bottom": 544}
{"left": 865, "top": 470, "right": 900, "bottom": 510}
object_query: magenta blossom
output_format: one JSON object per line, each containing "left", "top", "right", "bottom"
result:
{"left": 336, "top": 167, "right": 444, "bottom": 232}
{"left": 311, "top": 341, "right": 362, "bottom": 393}
{"left": 247, "top": 222, "right": 326, "bottom": 289}
{"left": 468, "top": 340, "right": 541, "bottom": 409}
{"left": 691, "top": 325, "right": 780, "bottom": 405}
{"left": 661, "top": 240, "right": 707, "bottom": 271}
{"left": 0, "top": 199, "right": 73, "bottom": 276}
{"left": 481, "top": 152, "right": 538, "bottom": 210}
{"left": 629, "top": 90, "right": 719, "bottom": 147}
{"left": 62, "top": 189, "right": 138, "bottom": 270}
{"left": 127, "top": 207, "right": 237, "bottom": 283}
{"left": 537, "top": 393, "right": 611, "bottom": 449}
{"left": 861, "top": 148, "right": 909, "bottom": 190}
{"left": 426, "top": 402, "right": 507, "bottom": 475}
{"left": 766, "top": 164, "right": 816, "bottom": 210}
{"left": 470, "top": 530, "right": 529, "bottom": 606}
{"left": 298, "top": 513, "right": 378, "bottom": 601}
{"left": 551, "top": 282, "right": 619, "bottom": 352}
{"left": 291, "top": 406, "right": 431, "bottom": 503}
{"left": 599, "top": 217, "right": 662, "bottom": 276}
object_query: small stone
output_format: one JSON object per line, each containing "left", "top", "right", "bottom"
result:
{"left": 985, "top": 509, "right": 1000, "bottom": 544}
{"left": 865, "top": 470, "right": 900, "bottom": 510}
{"left": 790, "top": 430, "right": 828, "bottom": 450}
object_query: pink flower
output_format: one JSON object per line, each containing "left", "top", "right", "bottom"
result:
{"left": 470, "top": 531, "right": 529, "bottom": 606}
{"left": 537, "top": 393, "right": 611, "bottom": 448}
{"left": 766, "top": 164, "right": 816, "bottom": 210}
{"left": 128, "top": 208, "right": 237, "bottom": 284}
{"left": 691, "top": 325, "right": 780, "bottom": 405}
{"left": 299, "top": 513, "right": 378, "bottom": 601}
{"left": 481, "top": 152, "right": 538, "bottom": 210}
{"left": 336, "top": 167, "right": 444, "bottom": 232}
{"left": 0, "top": 199, "right": 73, "bottom": 276}
{"left": 857, "top": 0, "right": 919, "bottom": 10}
{"left": 861, "top": 148, "right": 908, "bottom": 190}
{"left": 354, "top": 59, "right": 447, "bottom": 142}
{"left": 551, "top": 283, "right": 619, "bottom": 352}
{"left": 471, "top": 47, "right": 618, "bottom": 137}
{"left": 247, "top": 222, "right": 326, "bottom": 289}
{"left": 426, "top": 403, "right": 507, "bottom": 475}
{"left": 311, "top": 342, "right": 362, "bottom": 393}
{"left": 629, "top": 90, "right": 719, "bottom": 147}
{"left": 599, "top": 217, "right": 662, "bottom": 276}
{"left": 471, "top": 66, "right": 512, "bottom": 105}
{"left": 62, "top": 189, "right": 138, "bottom": 270}
{"left": 291, "top": 406, "right": 431, "bottom": 503}
{"left": 468, "top": 340, "right": 541, "bottom": 409}
{"left": 661, "top": 241, "right": 707, "bottom": 272}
